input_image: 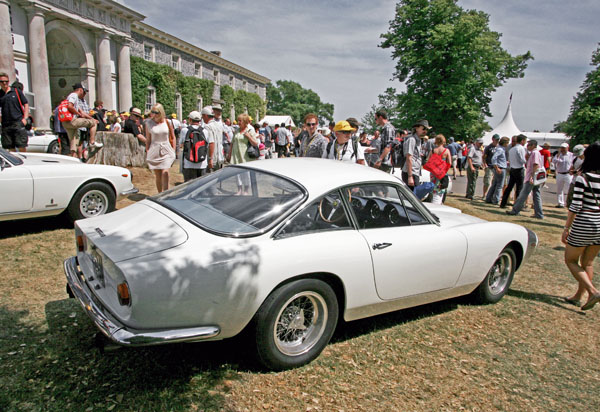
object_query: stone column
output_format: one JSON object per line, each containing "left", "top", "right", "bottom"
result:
{"left": 27, "top": 7, "right": 51, "bottom": 130}
{"left": 96, "top": 32, "right": 113, "bottom": 109}
{"left": 117, "top": 38, "right": 132, "bottom": 112}
{"left": 0, "top": 0, "right": 15, "bottom": 82}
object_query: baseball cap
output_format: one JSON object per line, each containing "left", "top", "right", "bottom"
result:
{"left": 573, "top": 144, "right": 584, "bottom": 156}
{"left": 560, "top": 142, "right": 569, "bottom": 148}
{"left": 72, "top": 82, "right": 87, "bottom": 92}
{"left": 201, "top": 106, "right": 214, "bottom": 116}
{"left": 188, "top": 111, "right": 201, "bottom": 121}
{"left": 492, "top": 134, "right": 500, "bottom": 140}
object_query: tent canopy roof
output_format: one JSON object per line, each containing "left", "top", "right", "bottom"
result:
{"left": 259, "top": 115, "right": 296, "bottom": 128}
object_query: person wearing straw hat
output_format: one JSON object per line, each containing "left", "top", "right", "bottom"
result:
{"left": 322, "top": 120, "right": 365, "bottom": 164}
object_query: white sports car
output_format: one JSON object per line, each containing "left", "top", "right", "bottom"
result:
{"left": 0, "top": 148, "right": 138, "bottom": 222}
{"left": 27, "top": 131, "right": 60, "bottom": 154}
{"left": 64, "top": 158, "right": 537, "bottom": 370}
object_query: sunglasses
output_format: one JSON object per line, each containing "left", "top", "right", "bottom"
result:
{"left": 338, "top": 131, "right": 352, "bottom": 135}
{"left": 150, "top": 110, "right": 160, "bottom": 114}
{"left": 306, "top": 122, "right": 317, "bottom": 126}
{"left": 0, "top": 80, "right": 8, "bottom": 84}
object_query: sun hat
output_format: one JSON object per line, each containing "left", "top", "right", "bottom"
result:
{"left": 573, "top": 144, "right": 585, "bottom": 156}
{"left": 201, "top": 106, "right": 214, "bottom": 116}
{"left": 130, "top": 107, "right": 142, "bottom": 117}
{"left": 212, "top": 103, "right": 223, "bottom": 111}
{"left": 333, "top": 120, "right": 356, "bottom": 132}
{"left": 188, "top": 111, "right": 201, "bottom": 121}
{"left": 171, "top": 113, "right": 177, "bottom": 119}
{"left": 413, "top": 119, "right": 432, "bottom": 129}
{"left": 560, "top": 142, "right": 569, "bottom": 148}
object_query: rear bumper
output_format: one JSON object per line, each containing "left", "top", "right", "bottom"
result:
{"left": 64, "top": 256, "right": 220, "bottom": 346}
{"left": 120, "top": 186, "right": 139, "bottom": 196}
{"left": 523, "top": 228, "right": 538, "bottom": 263}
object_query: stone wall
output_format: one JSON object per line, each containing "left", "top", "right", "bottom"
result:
{"left": 87, "top": 132, "right": 147, "bottom": 167}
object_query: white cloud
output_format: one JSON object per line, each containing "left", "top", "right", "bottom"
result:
{"left": 123, "top": 0, "right": 599, "bottom": 132}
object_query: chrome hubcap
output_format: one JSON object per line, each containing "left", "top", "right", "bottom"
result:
{"left": 488, "top": 252, "right": 513, "bottom": 295}
{"left": 274, "top": 292, "right": 327, "bottom": 357}
{"left": 80, "top": 190, "right": 109, "bottom": 217}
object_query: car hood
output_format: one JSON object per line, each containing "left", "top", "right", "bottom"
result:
{"left": 77, "top": 202, "right": 189, "bottom": 263}
{"left": 425, "top": 203, "right": 486, "bottom": 227}
{"left": 20, "top": 152, "right": 82, "bottom": 165}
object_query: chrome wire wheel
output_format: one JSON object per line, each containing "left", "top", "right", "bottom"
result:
{"left": 79, "top": 189, "right": 109, "bottom": 218}
{"left": 487, "top": 251, "right": 513, "bottom": 296}
{"left": 273, "top": 291, "right": 328, "bottom": 357}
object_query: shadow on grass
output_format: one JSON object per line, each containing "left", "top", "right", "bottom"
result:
{"left": 507, "top": 289, "right": 585, "bottom": 314}
{"left": 0, "top": 214, "right": 72, "bottom": 239}
{"left": 127, "top": 192, "right": 149, "bottom": 201}
{"left": 0, "top": 303, "right": 244, "bottom": 412}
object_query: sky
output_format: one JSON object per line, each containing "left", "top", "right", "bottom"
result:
{"left": 121, "top": 0, "right": 600, "bottom": 133}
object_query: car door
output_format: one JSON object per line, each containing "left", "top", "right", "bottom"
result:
{"left": 346, "top": 182, "right": 467, "bottom": 300}
{"left": 0, "top": 153, "right": 33, "bottom": 213}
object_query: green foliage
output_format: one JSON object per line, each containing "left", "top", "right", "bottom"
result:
{"left": 266, "top": 80, "right": 334, "bottom": 126}
{"left": 562, "top": 45, "right": 600, "bottom": 144}
{"left": 361, "top": 88, "right": 404, "bottom": 133}
{"left": 130, "top": 56, "right": 213, "bottom": 116}
{"left": 379, "top": 0, "right": 532, "bottom": 140}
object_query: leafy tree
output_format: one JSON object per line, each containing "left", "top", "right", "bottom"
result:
{"left": 562, "top": 45, "right": 600, "bottom": 144}
{"left": 379, "top": 0, "right": 532, "bottom": 140}
{"left": 267, "top": 80, "right": 334, "bottom": 126}
{"left": 361, "top": 88, "right": 403, "bottom": 133}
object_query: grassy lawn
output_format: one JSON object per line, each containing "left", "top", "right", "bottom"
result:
{"left": 1, "top": 166, "right": 599, "bottom": 411}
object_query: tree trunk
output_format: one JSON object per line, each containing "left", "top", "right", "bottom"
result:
{"left": 87, "top": 132, "right": 147, "bottom": 167}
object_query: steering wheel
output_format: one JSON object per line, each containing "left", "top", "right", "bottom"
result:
{"left": 318, "top": 190, "right": 351, "bottom": 223}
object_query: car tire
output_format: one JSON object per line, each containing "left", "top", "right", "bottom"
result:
{"left": 67, "top": 181, "right": 116, "bottom": 221}
{"left": 472, "top": 247, "right": 516, "bottom": 304}
{"left": 254, "top": 279, "right": 338, "bottom": 371}
{"left": 47, "top": 140, "right": 59, "bottom": 154}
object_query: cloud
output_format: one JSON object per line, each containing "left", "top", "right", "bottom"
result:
{"left": 122, "top": 0, "right": 599, "bottom": 132}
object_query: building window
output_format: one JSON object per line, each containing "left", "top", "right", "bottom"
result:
{"left": 144, "top": 44, "right": 154, "bottom": 62}
{"left": 194, "top": 63, "right": 202, "bottom": 78}
{"left": 175, "top": 93, "right": 182, "bottom": 120}
{"left": 172, "top": 54, "right": 180, "bottom": 71}
{"left": 197, "top": 95, "right": 203, "bottom": 111}
{"left": 213, "top": 69, "right": 220, "bottom": 85}
{"left": 243, "top": 80, "right": 247, "bottom": 91}
{"left": 255, "top": 84, "right": 259, "bottom": 93}
{"left": 146, "top": 86, "right": 156, "bottom": 112}
{"left": 229, "top": 75, "right": 234, "bottom": 86}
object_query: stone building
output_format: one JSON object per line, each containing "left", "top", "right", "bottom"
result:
{"left": 0, "top": 0, "right": 269, "bottom": 130}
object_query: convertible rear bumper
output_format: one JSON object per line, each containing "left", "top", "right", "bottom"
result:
{"left": 120, "top": 187, "right": 139, "bottom": 196}
{"left": 64, "top": 256, "right": 220, "bottom": 346}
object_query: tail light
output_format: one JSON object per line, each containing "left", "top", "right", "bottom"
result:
{"left": 76, "top": 235, "right": 86, "bottom": 252}
{"left": 117, "top": 282, "right": 131, "bottom": 306}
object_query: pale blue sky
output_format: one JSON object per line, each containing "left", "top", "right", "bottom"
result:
{"left": 122, "top": 0, "right": 600, "bottom": 133}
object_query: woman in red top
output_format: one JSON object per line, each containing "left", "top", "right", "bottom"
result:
{"left": 540, "top": 142, "right": 552, "bottom": 171}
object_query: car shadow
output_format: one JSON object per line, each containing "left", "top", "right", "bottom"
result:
{"left": 127, "top": 192, "right": 149, "bottom": 201}
{"left": 0, "top": 214, "right": 72, "bottom": 239}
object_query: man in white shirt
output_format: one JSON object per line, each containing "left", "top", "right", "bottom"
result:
{"left": 203, "top": 106, "right": 223, "bottom": 171}
{"left": 552, "top": 142, "right": 575, "bottom": 208}
{"left": 62, "top": 83, "right": 102, "bottom": 157}
{"left": 179, "top": 110, "right": 214, "bottom": 182}
{"left": 500, "top": 134, "right": 527, "bottom": 208}
{"left": 322, "top": 120, "right": 365, "bottom": 164}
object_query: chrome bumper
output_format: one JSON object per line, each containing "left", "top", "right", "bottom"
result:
{"left": 120, "top": 186, "right": 139, "bottom": 196}
{"left": 523, "top": 228, "right": 538, "bottom": 263}
{"left": 64, "top": 256, "right": 220, "bottom": 347}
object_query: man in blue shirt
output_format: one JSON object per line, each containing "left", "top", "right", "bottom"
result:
{"left": 485, "top": 136, "right": 509, "bottom": 204}
{"left": 446, "top": 137, "right": 462, "bottom": 179}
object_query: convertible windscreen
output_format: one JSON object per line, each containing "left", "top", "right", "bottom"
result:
{"left": 0, "top": 148, "right": 24, "bottom": 166}
{"left": 153, "top": 167, "right": 305, "bottom": 235}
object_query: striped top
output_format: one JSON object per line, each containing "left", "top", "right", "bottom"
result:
{"left": 569, "top": 172, "right": 600, "bottom": 213}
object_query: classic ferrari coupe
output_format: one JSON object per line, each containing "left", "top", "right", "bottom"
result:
{"left": 65, "top": 158, "right": 537, "bottom": 370}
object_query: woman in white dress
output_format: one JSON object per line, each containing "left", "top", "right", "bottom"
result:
{"left": 145, "top": 103, "right": 176, "bottom": 193}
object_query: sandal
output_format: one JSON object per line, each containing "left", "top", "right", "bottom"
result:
{"left": 563, "top": 296, "right": 582, "bottom": 307}
{"left": 581, "top": 293, "right": 600, "bottom": 311}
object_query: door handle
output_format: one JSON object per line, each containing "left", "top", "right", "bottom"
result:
{"left": 372, "top": 242, "right": 392, "bottom": 250}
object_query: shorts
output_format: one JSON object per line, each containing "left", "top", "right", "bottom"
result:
{"left": 483, "top": 167, "right": 494, "bottom": 187}
{"left": 1, "top": 122, "right": 28, "bottom": 149}
{"left": 451, "top": 155, "right": 458, "bottom": 168}
{"left": 63, "top": 118, "right": 96, "bottom": 151}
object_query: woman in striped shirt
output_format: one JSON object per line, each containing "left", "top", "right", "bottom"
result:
{"left": 562, "top": 142, "right": 600, "bottom": 310}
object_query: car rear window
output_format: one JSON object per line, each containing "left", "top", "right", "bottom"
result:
{"left": 152, "top": 166, "right": 306, "bottom": 236}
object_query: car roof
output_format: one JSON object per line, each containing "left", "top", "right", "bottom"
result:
{"left": 238, "top": 158, "right": 402, "bottom": 197}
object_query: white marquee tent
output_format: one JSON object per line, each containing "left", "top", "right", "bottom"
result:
{"left": 259, "top": 115, "right": 296, "bottom": 128}
{"left": 482, "top": 99, "right": 569, "bottom": 149}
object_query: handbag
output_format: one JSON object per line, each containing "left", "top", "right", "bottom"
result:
{"left": 423, "top": 150, "right": 451, "bottom": 180}
{"left": 247, "top": 142, "right": 259, "bottom": 159}
{"left": 533, "top": 168, "right": 547, "bottom": 186}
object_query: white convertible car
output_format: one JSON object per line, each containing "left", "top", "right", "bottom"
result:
{"left": 0, "top": 148, "right": 138, "bottom": 222}
{"left": 64, "top": 158, "right": 537, "bottom": 370}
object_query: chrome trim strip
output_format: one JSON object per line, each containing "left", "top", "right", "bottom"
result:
{"left": 120, "top": 187, "right": 139, "bottom": 196}
{"left": 523, "top": 228, "right": 538, "bottom": 263}
{"left": 64, "top": 257, "right": 220, "bottom": 346}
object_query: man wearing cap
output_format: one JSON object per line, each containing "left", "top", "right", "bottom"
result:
{"left": 210, "top": 103, "right": 225, "bottom": 167}
{"left": 123, "top": 107, "right": 146, "bottom": 145}
{"left": 507, "top": 139, "right": 544, "bottom": 219}
{"left": 179, "top": 110, "right": 214, "bottom": 181}
{"left": 571, "top": 144, "right": 585, "bottom": 173}
{"left": 201, "top": 106, "right": 222, "bottom": 171}
{"left": 299, "top": 113, "right": 327, "bottom": 158}
{"left": 500, "top": 134, "right": 527, "bottom": 208}
{"left": 466, "top": 138, "right": 484, "bottom": 199}
{"left": 372, "top": 110, "right": 396, "bottom": 173}
{"left": 0, "top": 71, "right": 29, "bottom": 152}
{"left": 62, "top": 83, "right": 102, "bottom": 157}
{"left": 482, "top": 134, "right": 500, "bottom": 198}
{"left": 322, "top": 121, "right": 365, "bottom": 164}
{"left": 552, "top": 142, "right": 575, "bottom": 208}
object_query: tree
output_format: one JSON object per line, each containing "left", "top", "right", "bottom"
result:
{"left": 562, "top": 44, "right": 600, "bottom": 144}
{"left": 379, "top": 0, "right": 533, "bottom": 140}
{"left": 361, "top": 88, "right": 403, "bottom": 133}
{"left": 267, "top": 80, "right": 334, "bottom": 126}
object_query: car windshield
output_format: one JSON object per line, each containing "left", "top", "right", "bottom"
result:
{"left": 0, "top": 148, "right": 24, "bottom": 165}
{"left": 152, "top": 166, "right": 306, "bottom": 236}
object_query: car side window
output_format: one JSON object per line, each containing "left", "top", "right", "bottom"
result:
{"left": 276, "top": 189, "right": 352, "bottom": 238}
{"left": 346, "top": 183, "right": 430, "bottom": 228}
{"left": 397, "top": 188, "right": 429, "bottom": 225}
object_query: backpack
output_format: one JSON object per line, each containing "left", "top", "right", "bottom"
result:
{"left": 391, "top": 140, "right": 405, "bottom": 168}
{"left": 326, "top": 138, "right": 358, "bottom": 161}
{"left": 58, "top": 99, "right": 73, "bottom": 122}
{"left": 183, "top": 127, "right": 208, "bottom": 163}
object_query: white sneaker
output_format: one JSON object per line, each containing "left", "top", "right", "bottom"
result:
{"left": 90, "top": 141, "right": 103, "bottom": 148}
